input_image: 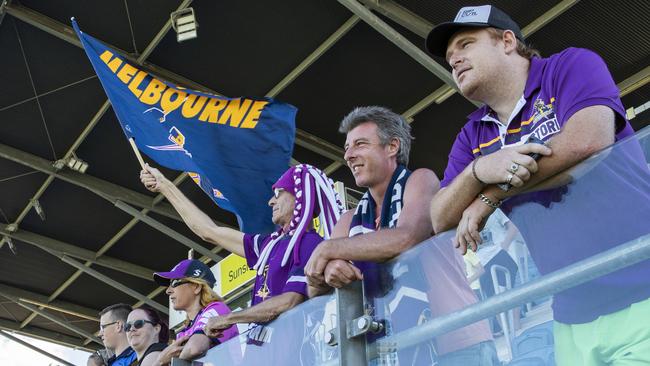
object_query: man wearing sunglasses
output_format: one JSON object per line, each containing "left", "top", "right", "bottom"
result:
{"left": 98, "top": 303, "right": 136, "bottom": 366}
{"left": 141, "top": 164, "right": 343, "bottom": 347}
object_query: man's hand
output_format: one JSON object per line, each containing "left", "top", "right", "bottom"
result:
{"left": 204, "top": 316, "right": 231, "bottom": 338}
{"left": 154, "top": 336, "right": 189, "bottom": 366}
{"left": 305, "top": 242, "right": 333, "bottom": 288}
{"left": 140, "top": 164, "right": 168, "bottom": 192}
{"left": 454, "top": 197, "right": 496, "bottom": 254}
{"left": 323, "top": 259, "right": 363, "bottom": 288}
{"left": 475, "top": 143, "right": 551, "bottom": 187}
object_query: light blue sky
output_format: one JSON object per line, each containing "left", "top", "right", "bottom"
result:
{"left": 0, "top": 333, "right": 91, "bottom": 366}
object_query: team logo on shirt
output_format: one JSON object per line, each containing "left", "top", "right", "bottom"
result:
{"left": 529, "top": 98, "right": 560, "bottom": 141}
{"left": 532, "top": 98, "right": 553, "bottom": 123}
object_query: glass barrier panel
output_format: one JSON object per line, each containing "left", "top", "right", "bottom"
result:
{"left": 363, "top": 127, "right": 650, "bottom": 365}
{"left": 196, "top": 293, "right": 338, "bottom": 366}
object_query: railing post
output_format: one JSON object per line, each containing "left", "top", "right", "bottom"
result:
{"left": 335, "top": 281, "right": 368, "bottom": 366}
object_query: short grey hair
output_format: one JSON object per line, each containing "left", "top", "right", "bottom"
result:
{"left": 339, "top": 106, "right": 413, "bottom": 166}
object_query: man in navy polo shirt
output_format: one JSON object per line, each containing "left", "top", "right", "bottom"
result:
{"left": 427, "top": 5, "right": 650, "bottom": 365}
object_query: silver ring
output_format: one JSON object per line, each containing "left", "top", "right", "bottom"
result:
{"left": 506, "top": 174, "right": 513, "bottom": 184}
{"left": 509, "top": 163, "right": 519, "bottom": 173}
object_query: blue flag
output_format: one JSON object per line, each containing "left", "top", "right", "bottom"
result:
{"left": 72, "top": 19, "right": 296, "bottom": 233}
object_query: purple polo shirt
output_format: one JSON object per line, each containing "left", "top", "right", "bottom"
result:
{"left": 243, "top": 231, "right": 323, "bottom": 306}
{"left": 440, "top": 47, "right": 650, "bottom": 323}
{"left": 441, "top": 47, "right": 633, "bottom": 188}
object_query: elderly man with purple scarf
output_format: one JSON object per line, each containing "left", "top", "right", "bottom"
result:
{"left": 140, "top": 163, "right": 343, "bottom": 338}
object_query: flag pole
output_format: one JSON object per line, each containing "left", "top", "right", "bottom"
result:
{"left": 128, "top": 138, "right": 147, "bottom": 170}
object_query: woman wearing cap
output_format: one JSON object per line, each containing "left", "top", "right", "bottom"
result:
{"left": 141, "top": 164, "right": 343, "bottom": 346}
{"left": 125, "top": 305, "right": 169, "bottom": 366}
{"left": 153, "top": 259, "right": 238, "bottom": 364}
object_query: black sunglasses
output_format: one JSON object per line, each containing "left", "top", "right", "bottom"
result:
{"left": 125, "top": 319, "right": 156, "bottom": 332}
{"left": 170, "top": 279, "right": 191, "bottom": 288}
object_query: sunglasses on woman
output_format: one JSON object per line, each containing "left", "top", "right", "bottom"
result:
{"left": 125, "top": 319, "right": 156, "bottom": 332}
{"left": 170, "top": 279, "right": 191, "bottom": 288}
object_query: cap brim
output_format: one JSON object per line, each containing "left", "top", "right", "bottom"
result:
{"left": 425, "top": 22, "right": 490, "bottom": 58}
{"left": 153, "top": 271, "right": 183, "bottom": 286}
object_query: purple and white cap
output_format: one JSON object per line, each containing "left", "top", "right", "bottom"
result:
{"left": 153, "top": 259, "right": 216, "bottom": 287}
{"left": 253, "top": 164, "right": 345, "bottom": 275}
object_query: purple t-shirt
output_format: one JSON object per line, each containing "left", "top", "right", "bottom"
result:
{"left": 176, "top": 301, "right": 239, "bottom": 345}
{"left": 440, "top": 47, "right": 650, "bottom": 323}
{"left": 243, "top": 231, "right": 323, "bottom": 306}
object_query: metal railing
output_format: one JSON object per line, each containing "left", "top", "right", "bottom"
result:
{"left": 174, "top": 129, "right": 650, "bottom": 365}
{"left": 369, "top": 233, "right": 650, "bottom": 362}
{"left": 175, "top": 232, "right": 650, "bottom": 365}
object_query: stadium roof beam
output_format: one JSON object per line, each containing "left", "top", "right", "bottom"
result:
{"left": 266, "top": 15, "right": 359, "bottom": 98}
{"left": 114, "top": 200, "right": 223, "bottom": 263}
{"left": 295, "top": 129, "right": 346, "bottom": 164}
{"left": 0, "top": 291, "right": 102, "bottom": 345}
{"left": 0, "top": 143, "right": 231, "bottom": 264}
{"left": 0, "top": 283, "right": 97, "bottom": 321}
{"left": 0, "top": 142, "right": 182, "bottom": 221}
{"left": 337, "top": 0, "right": 460, "bottom": 95}
{"left": 0, "top": 223, "right": 155, "bottom": 281}
{"left": 0, "top": 0, "right": 9, "bottom": 27}
{"left": 0, "top": 330, "right": 76, "bottom": 366}
{"left": 60, "top": 255, "right": 168, "bottom": 315}
{"left": 0, "top": 318, "right": 96, "bottom": 352}
{"left": 619, "top": 65, "right": 650, "bottom": 97}
{"left": 18, "top": 298, "right": 97, "bottom": 322}
{"left": 357, "top": 0, "right": 431, "bottom": 38}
